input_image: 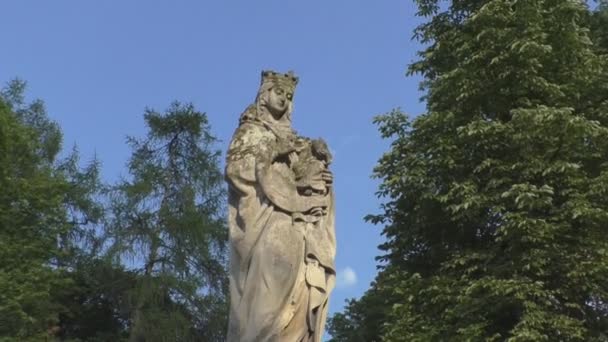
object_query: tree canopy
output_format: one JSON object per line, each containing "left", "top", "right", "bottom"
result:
{"left": 0, "top": 87, "right": 69, "bottom": 339}
{"left": 329, "top": 0, "right": 608, "bottom": 341}
{"left": 0, "top": 83, "right": 228, "bottom": 341}
{"left": 105, "top": 102, "right": 228, "bottom": 342}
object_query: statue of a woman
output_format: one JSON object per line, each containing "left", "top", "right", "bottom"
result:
{"left": 226, "top": 70, "right": 336, "bottom": 342}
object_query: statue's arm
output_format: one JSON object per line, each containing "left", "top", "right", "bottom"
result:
{"left": 255, "top": 159, "right": 329, "bottom": 213}
{"left": 225, "top": 125, "right": 260, "bottom": 195}
{"left": 226, "top": 124, "right": 328, "bottom": 213}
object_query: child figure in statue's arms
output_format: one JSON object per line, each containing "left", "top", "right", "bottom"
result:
{"left": 273, "top": 135, "right": 333, "bottom": 196}
{"left": 293, "top": 137, "right": 333, "bottom": 196}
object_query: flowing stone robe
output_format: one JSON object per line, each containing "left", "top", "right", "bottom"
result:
{"left": 226, "top": 115, "right": 336, "bottom": 342}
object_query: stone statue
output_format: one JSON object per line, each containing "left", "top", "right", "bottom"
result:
{"left": 225, "top": 70, "right": 336, "bottom": 341}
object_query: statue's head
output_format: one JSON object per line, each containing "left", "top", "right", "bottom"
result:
{"left": 256, "top": 70, "right": 299, "bottom": 121}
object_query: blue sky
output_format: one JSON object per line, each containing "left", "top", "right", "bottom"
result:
{"left": 0, "top": 0, "right": 426, "bottom": 321}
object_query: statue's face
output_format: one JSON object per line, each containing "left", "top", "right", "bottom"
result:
{"left": 266, "top": 86, "right": 293, "bottom": 119}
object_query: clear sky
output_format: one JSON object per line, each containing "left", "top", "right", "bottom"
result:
{"left": 0, "top": 0, "right": 426, "bottom": 321}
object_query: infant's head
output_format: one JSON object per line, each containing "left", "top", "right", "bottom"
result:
{"left": 310, "top": 139, "right": 332, "bottom": 165}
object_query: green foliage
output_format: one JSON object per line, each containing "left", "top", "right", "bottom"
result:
{"left": 590, "top": 0, "right": 608, "bottom": 53}
{"left": 53, "top": 148, "right": 105, "bottom": 263}
{"left": 328, "top": 270, "right": 397, "bottom": 342}
{"left": 0, "top": 80, "right": 229, "bottom": 341}
{"left": 53, "top": 259, "right": 135, "bottom": 341}
{"left": 0, "top": 81, "right": 126, "bottom": 341}
{"left": 330, "top": 0, "right": 608, "bottom": 341}
{"left": 1, "top": 79, "right": 63, "bottom": 165}
{"left": 0, "top": 87, "right": 69, "bottom": 340}
{"left": 106, "top": 102, "right": 228, "bottom": 342}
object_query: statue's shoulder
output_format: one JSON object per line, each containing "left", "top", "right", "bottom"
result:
{"left": 227, "top": 122, "right": 275, "bottom": 163}
{"left": 230, "top": 122, "right": 275, "bottom": 147}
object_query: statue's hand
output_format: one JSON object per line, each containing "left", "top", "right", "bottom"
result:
{"left": 296, "top": 168, "right": 332, "bottom": 196}
{"left": 276, "top": 142, "right": 295, "bottom": 157}
{"left": 275, "top": 137, "right": 299, "bottom": 157}
{"left": 288, "top": 151, "right": 299, "bottom": 166}
{"left": 321, "top": 169, "right": 333, "bottom": 186}
{"left": 309, "top": 169, "right": 332, "bottom": 186}
{"left": 271, "top": 140, "right": 297, "bottom": 164}
{"left": 308, "top": 206, "right": 326, "bottom": 217}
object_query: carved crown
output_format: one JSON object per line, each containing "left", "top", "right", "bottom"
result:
{"left": 260, "top": 70, "right": 299, "bottom": 92}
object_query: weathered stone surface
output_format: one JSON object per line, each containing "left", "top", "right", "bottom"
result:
{"left": 225, "top": 70, "right": 336, "bottom": 342}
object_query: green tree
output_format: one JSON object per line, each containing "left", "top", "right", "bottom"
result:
{"left": 327, "top": 270, "right": 396, "bottom": 342}
{"left": 53, "top": 259, "right": 134, "bottom": 341}
{"left": 590, "top": 0, "right": 608, "bottom": 53}
{"left": 105, "top": 102, "right": 227, "bottom": 342}
{"left": 0, "top": 88, "right": 70, "bottom": 340}
{"left": 331, "top": 0, "right": 608, "bottom": 341}
{"left": 0, "top": 79, "right": 62, "bottom": 166}
{"left": 1, "top": 79, "right": 105, "bottom": 266}
{"left": 0, "top": 80, "right": 107, "bottom": 340}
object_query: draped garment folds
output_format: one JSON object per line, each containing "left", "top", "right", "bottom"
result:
{"left": 225, "top": 116, "right": 336, "bottom": 342}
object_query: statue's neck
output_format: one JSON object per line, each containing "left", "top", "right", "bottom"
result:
{"left": 258, "top": 107, "right": 292, "bottom": 132}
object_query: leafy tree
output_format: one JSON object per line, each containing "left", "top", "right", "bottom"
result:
{"left": 53, "top": 259, "right": 135, "bottom": 342}
{"left": 105, "top": 102, "right": 228, "bottom": 342}
{"left": 0, "top": 88, "right": 70, "bottom": 340}
{"left": 0, "top": 81, "right": 228, "bottom": 341}
{"left": 590, "top": 0, "right": 608, "bottom": 53}
{"left": 327, "top": 270, "right": 396, "bottom": 342}
{"left": 0, "top": 80, "right": 106, "bottom": 340}
{"left": 0, "top": 80, "right": 62, "bottom": 165}
{"left": 2, "top": 80, "right": 105, "bottom": 262}
{"left": 330, "top": 0, "right": 608, "bottom": 341}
